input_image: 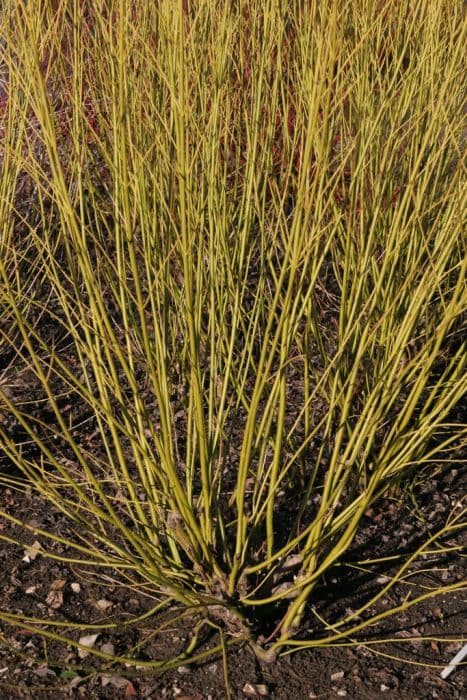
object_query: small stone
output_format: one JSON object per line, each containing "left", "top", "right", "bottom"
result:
{"left": 336, "top": 691, "right": 347, "bottom": 697}
{"left": 177, "top": 665, "right": 191, "bottom": 674}
{"left": 331, "top": 671, "right": 344, "bottom": 681}
{"left": 381, "top": 685, "right": 390, "bottom": 692}
{"left": 70, "top": 582, "right": 81, "bottom": 594}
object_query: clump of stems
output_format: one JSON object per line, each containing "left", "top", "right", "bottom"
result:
{"left": 0, "top": 0, "right": 465, "bottom": 670}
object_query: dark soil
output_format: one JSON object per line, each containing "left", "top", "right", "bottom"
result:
{"left": 0, "top": 466, "right": 465, "bottom": 700}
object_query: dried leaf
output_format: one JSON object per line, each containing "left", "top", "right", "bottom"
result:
{"left": 23, "top": 541, "right": 42, "bottom": 562}
{"left": 50, "top": 579, "right": 67, "bottom": 590}
{"left": 125, "top": 681, "right": 138, "bottom": 696}
{"left": 281, "top": 554, "right": 303, "bottom": 570}
{"left": 100, "top": 642, "right": 115, "bottom": 655}
{"left": 78, "top": 634, "right": 99, "bottom": 658}
{"left": 270, "top": 582, "right": 300, "bottom": 599}
{"left": 243, "top": 683, "right": 269, "bottom": 697}
{"left": 68, "top": 676, "right": 83, "bottom": 689}
{"left": 100, "top": 674, "right": 129, "bottom": 689}
{"left": 46, "top": 590, "right": 63, "bottom": 609}
{"left": 243, "top": 684, "right": 256, "bottom": 696}
{"left": 34, "top": 665, "right": 55, "bottom": 678}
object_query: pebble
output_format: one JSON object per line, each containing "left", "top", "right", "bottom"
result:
{"left": 331, "top": 671, "right": 344, "bottom": 681}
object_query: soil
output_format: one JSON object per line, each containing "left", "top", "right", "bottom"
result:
{"left": 0, "top": 465, "right": 465, "bottom": 699}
